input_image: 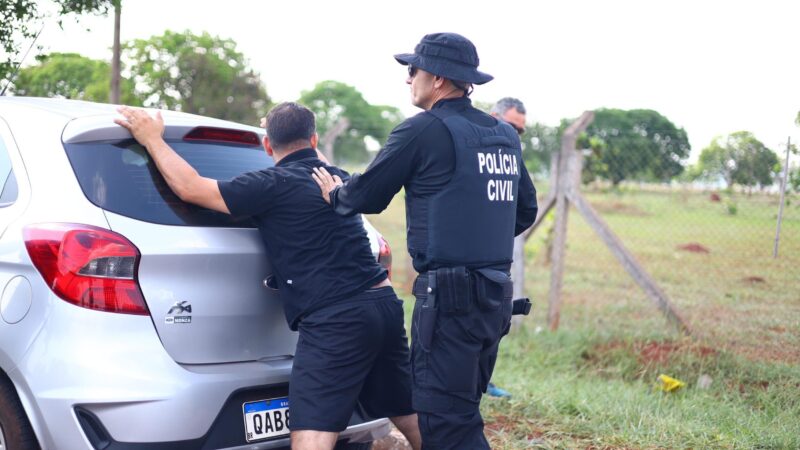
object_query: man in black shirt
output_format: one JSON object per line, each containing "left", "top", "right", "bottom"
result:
{"left": 312, "top": 33, "right": 538, "bottom": 449}
{"left": 115, "top": 102, "right": 421, "bottom": 450}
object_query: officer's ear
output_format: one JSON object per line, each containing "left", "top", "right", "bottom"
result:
{"left": 310, "top": 133, "right": 319, "bottom": 149}
{"left": 433, "top": 75, "right": 447, "bottom": 89}
{"left": 263, "top": 136, "right": 275, "bottom": 157}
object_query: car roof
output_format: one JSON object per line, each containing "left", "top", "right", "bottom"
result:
{"left": 0, "top": 96, "right": 264, "bottom": 143}
{"left": 0, "top": 96, "right": 122, "bottom": 118}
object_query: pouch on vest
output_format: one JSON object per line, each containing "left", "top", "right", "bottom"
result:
{"left": 474, "top": 269, "right": 513, "bottom": 311}
{"left": 435, "top": 266, "right": 473, "bottom": 315}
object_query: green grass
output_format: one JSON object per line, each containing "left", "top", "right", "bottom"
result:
{"left": 366, "top": 187, "right": 800, "bottom": 449}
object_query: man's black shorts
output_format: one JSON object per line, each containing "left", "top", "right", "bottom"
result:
{"left": 289, "top": 286, "right": 413, "bottom": 432}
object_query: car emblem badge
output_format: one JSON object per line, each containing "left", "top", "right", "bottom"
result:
{"left": 165, "top": 301, "right": 192, "bottom": 324}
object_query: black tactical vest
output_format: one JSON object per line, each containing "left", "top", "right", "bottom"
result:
{"left": 406, "top": 107, "right": 522, "bottom": 270}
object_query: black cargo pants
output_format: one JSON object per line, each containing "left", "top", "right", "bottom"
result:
{"left": 411, "top": 268, "right": 513, "bottom": 450}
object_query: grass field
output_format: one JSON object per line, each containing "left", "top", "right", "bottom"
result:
{"left": 366, "top": 187, "right": 800, "bottom": 449}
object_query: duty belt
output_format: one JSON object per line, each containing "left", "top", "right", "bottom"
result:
{"left": 412, "top": 270, "right": 531, "bottom": 316}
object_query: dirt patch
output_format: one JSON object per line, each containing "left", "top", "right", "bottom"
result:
{"left": 585, "top": 446, "right": 635, "bottom": 450}
{"left": 580, "top": 341, "right": 627, "bottom": 363}
{"left": 635, "top": 341, "right": 717, "bottom": 365}
{"left": 735, "top": 380, "right": 771, "bottom": 394}
{"left": 742, "top": 276, "right": 766, "bottom": 284}
{"left": 677, "top": 243, "right": 710, "bottom": 254}
{"left": 710, "top": 192, "right": 722, "bottom": 202}
{"left": 590, "top": 201, "right": 650, "bottom": 216}
{"left": 637, "top": 341, "right": 681, "bottom": 364}
{"left": 484, "top": 414, "right": 518, "bottom": 433}
{"left": 733, "top": 344, "right": 800, "bottom": 365}
{"left": 585, "top": 340, "right": 717, "bottom": 366}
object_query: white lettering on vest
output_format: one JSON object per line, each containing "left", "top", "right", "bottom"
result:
{"left": 477, "top": 149, "right": 521, "bottom": 176}
{"left": 486, "top": 179, "right": 515, "bottom": 202}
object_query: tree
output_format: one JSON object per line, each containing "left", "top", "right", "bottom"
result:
{"left": 583, "top": 109, "right": 690, "bottom": 185}
{"left": 523, "top": 122, "right": 561, "bottom": 174}
{"left": 1, "top": 0, "right": 113, "bottom": 83}
{"left": 10, "top": 52, "right": 137, "bottom": 103}
{"left": 299, "top": 81, "right": 402, "bottom": 164}
{"left": 790, "top": 167, "right": 800, "bottom": 193}
{"left": 123, "top": 30, "right": 270, "bottom": 124}
{"left": 697, "top": 131, "right": 779, "bottom": 189}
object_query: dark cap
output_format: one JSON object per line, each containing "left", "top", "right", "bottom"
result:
{"left": 394, "top": 32, "right": 493, "bottom": 85}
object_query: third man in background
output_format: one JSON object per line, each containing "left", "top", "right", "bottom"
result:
{"left": 485, "top": 96, "right": 528, "bottom": 399}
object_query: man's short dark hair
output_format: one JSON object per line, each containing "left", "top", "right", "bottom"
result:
{"left": 265, "top": 102, "right": 316, "bottom": 150}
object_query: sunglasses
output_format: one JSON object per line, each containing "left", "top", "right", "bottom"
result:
{"left": 407, "top": 65, "right": 418, "bottom": 78}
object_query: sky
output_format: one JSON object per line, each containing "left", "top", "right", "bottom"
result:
{"left": 29, "top": 0, "right": 800, "bottom": 162}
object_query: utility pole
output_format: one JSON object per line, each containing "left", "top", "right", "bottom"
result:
{"left": 110, "top": 0, "right": 121, "bottom": 104}
{"left": 774, "top": 137, "right": 791, "bottom": 258}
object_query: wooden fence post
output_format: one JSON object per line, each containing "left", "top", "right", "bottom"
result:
{"left": 547, "top": 112, "right": 594, "bottom": 330}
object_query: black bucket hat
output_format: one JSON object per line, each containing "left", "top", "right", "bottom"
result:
{"left": 394, "top": 32, "right": 493, "bottom": 85}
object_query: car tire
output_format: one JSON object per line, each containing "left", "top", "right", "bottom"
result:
{"left": 0, "top": 374, "right": 39, "bottom": 450}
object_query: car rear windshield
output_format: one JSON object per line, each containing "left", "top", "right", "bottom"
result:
{"left": 64, "top": 139, "right": 273, "bottom": 227}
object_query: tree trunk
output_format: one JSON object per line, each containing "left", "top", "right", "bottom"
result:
{"left": 320, "top": 118, "right": 349, "bottom": 164}
{"left": 109, "top": 0, "right": 121, "bottom": 104}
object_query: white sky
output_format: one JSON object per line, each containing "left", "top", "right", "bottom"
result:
{"left": 30, "top": 0, "right": 800, "bottom": 161}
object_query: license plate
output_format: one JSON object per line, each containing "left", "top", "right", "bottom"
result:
{"left": 242, "top": 397, "right": 290, "bottom": 442}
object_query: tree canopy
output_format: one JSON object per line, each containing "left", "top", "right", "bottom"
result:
{"left": 583, "top": 108, "right": 690, "bottom": 185}
{"left": 299, "top": 81, "right": 402, "bottom": 164}
{"left": 123, "top": 30, "right": 269, "bottom": 124}
{"left": 10, "top": 52, "right": 136, "bottom": 103}
{"left": 697, "top": 131, "right": 779, "bottom": 189}
{"left": 1, "top": 0, "right": 114, "bottom": 83}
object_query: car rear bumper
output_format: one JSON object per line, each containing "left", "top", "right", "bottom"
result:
{"left": 11, "top": 297, "right": 389, "bottom": 449}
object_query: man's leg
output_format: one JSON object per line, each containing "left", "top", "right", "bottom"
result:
{"left": 290, "top": 430, "right": 338, "bottom": 450}
{"left": 410, "top": 291, "right": 512, "bottom": 449}
{"left": 289, "top": 301, "right": 384, "bottom": 448}
{"left": 390, "top": 414, "right": 421, "bottom": 450}
{"left": 357, "top": 292, "right": 420, "bottom": 450}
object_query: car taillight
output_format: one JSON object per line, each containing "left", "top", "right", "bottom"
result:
{"left": 378, "top": 236, "right": 392, "bottom": 280}
{"left": 23, "top": 224, "right": 149, "bottom": 315}
{"left": 183, "top": 127, "right": 260, "bottom": 146}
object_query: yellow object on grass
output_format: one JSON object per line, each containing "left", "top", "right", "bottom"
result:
{"left": 657, "top": 374, "right": 686, "bottom": 392}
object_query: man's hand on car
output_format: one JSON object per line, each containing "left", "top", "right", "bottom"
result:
{"left": 115, "top": 106, "right": 165, "bottom": 149}
{"left": 311, "top": 167, "right": 343, "bottom": 204}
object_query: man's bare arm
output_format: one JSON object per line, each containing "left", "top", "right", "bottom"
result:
{"left": 115, "top": 107, "right": 230, "bottom": 214}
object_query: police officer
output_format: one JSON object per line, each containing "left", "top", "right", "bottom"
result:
{"left": 312, "top": 33, "right": 538, "bottom": 450}
{"left": 115, "top": 103, "right": 421, "bottom": 450}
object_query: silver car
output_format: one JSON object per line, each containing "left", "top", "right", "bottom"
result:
{"left": 0, "top": 97, "right": 393, "bottom": 450}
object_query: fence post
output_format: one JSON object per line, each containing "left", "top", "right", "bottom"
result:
{"left": 547, "top": 111, "right": 594, "bottom": 331}
{"left": 774, "top": 136, "right": 791, "bottom": 258}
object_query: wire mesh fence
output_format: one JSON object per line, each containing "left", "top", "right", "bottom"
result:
{"left": 520, "top": 124, "right": 799, "bottom": 362}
